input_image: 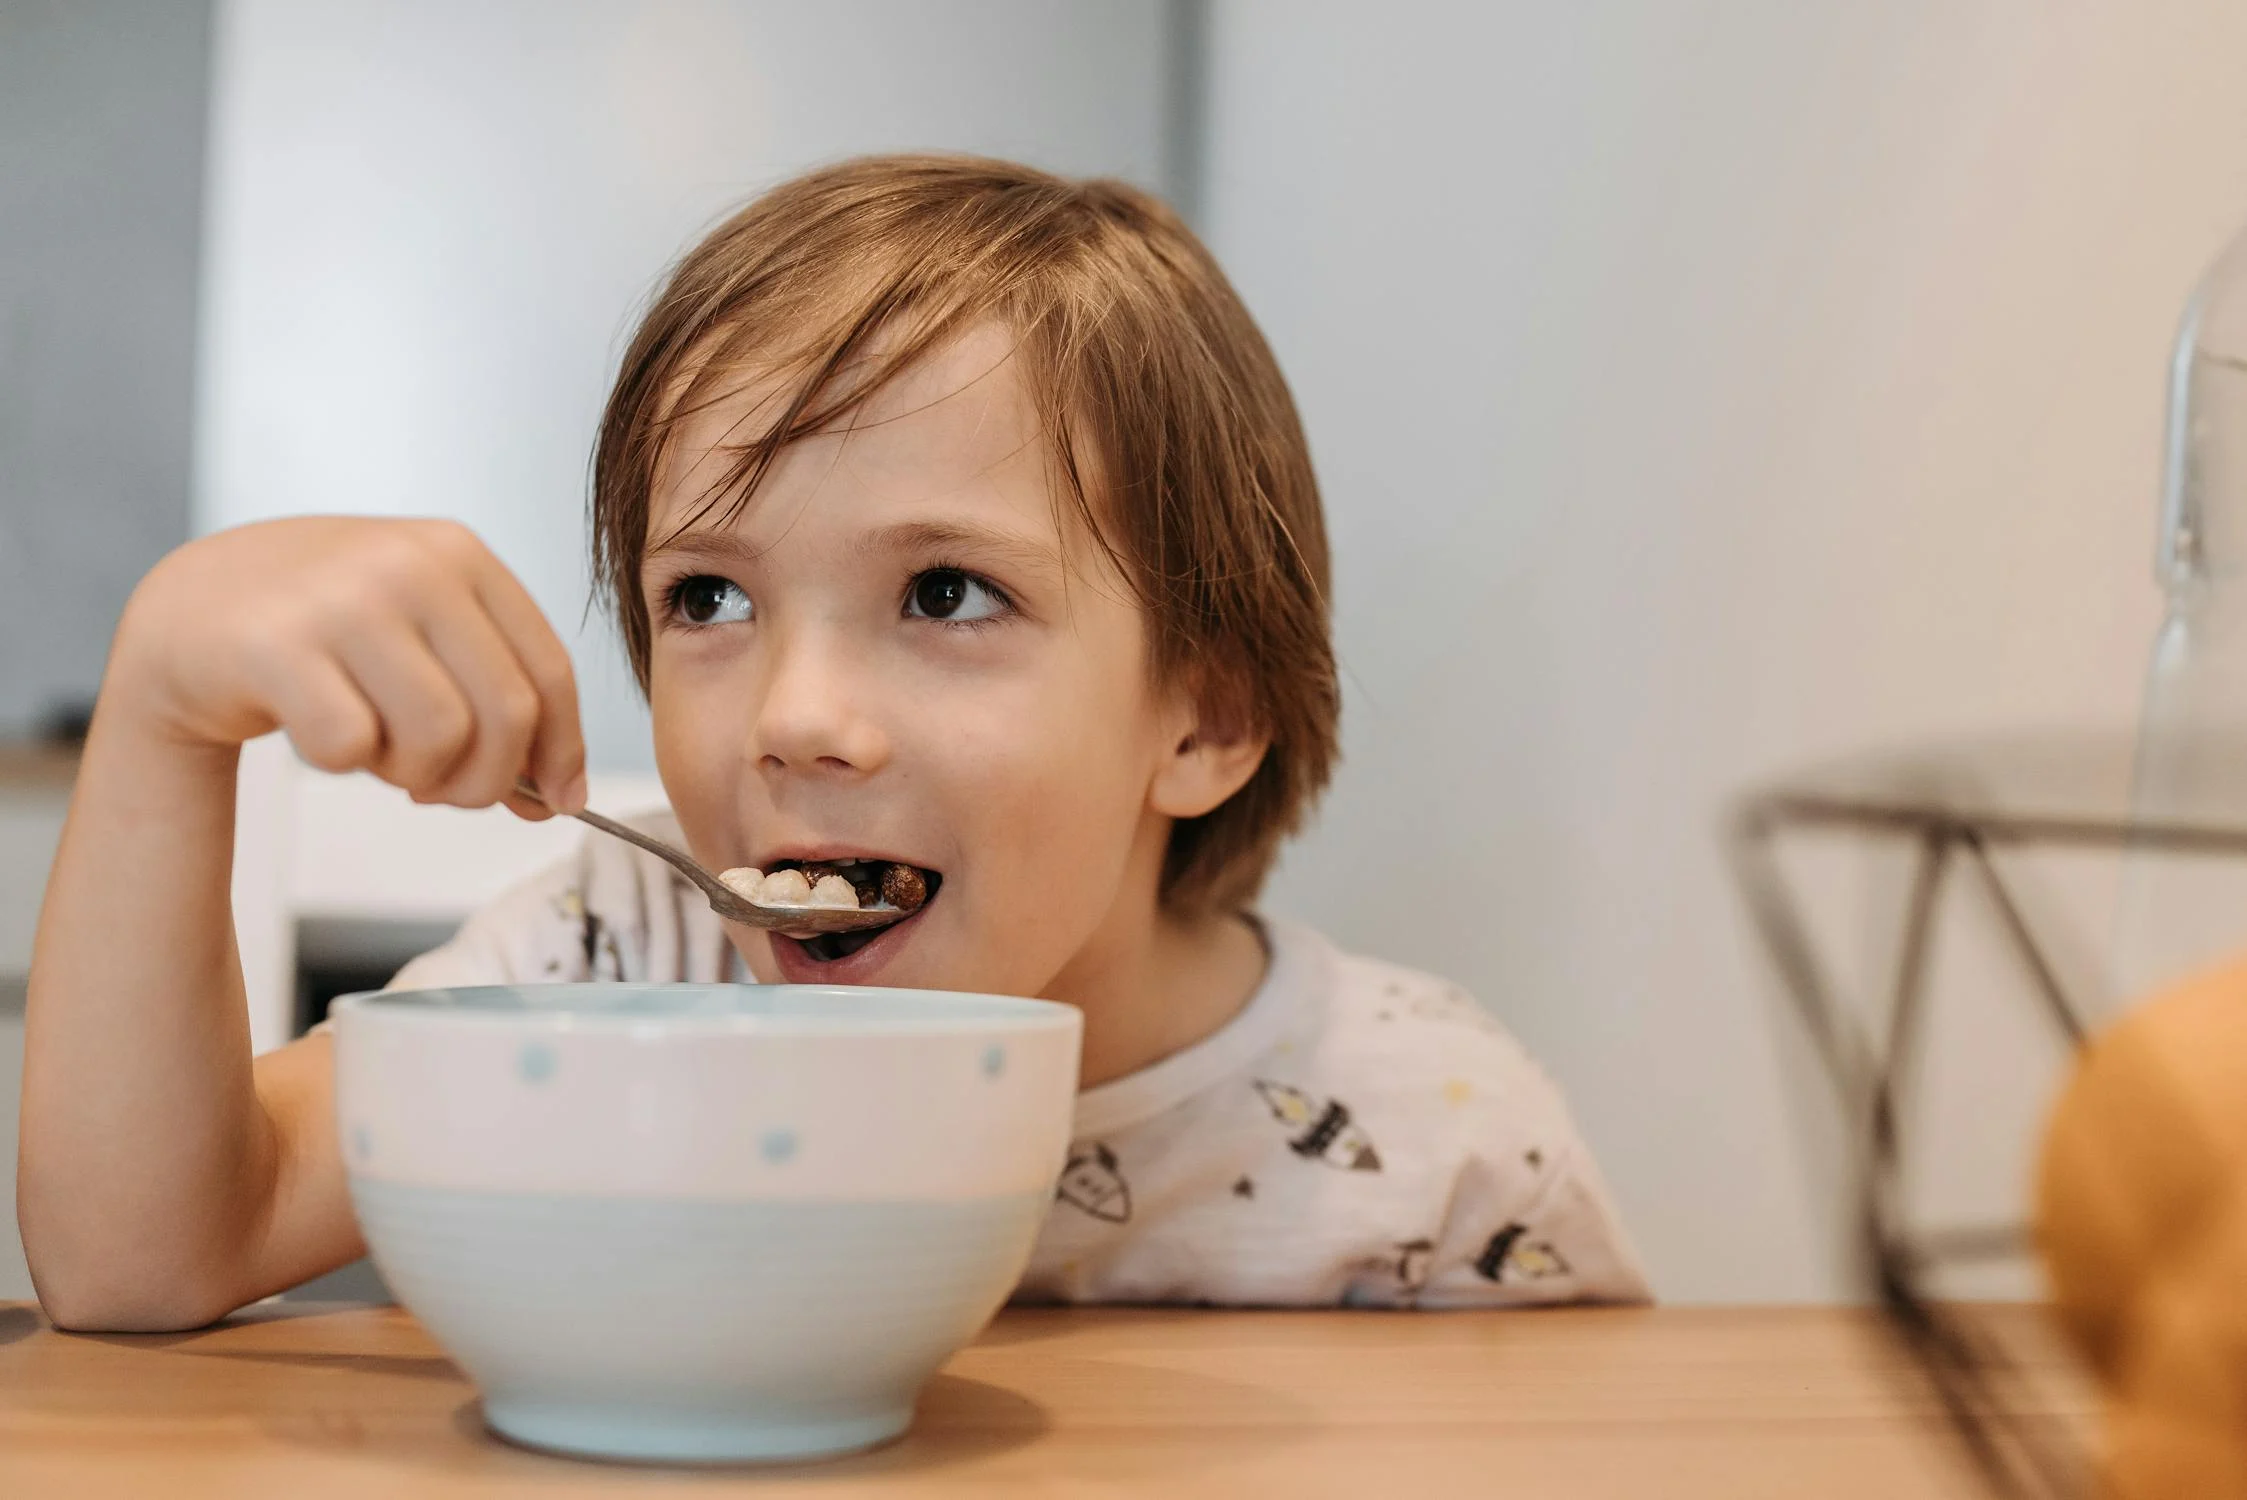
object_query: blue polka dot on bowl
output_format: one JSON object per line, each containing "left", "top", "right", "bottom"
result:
{"left": 518, "top": 1043, "right": 557, "bottom": 1084}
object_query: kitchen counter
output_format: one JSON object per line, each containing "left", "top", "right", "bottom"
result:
{"left": 0, "top": 1299, "right": 2092, "bottom": 1497}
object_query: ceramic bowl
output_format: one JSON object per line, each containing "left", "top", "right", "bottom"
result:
{"left": 330, "top": 983, "right": 1079, "bottom": 1463}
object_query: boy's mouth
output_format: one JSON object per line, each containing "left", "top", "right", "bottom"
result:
{"left": 763, "top": 857, "right": 943, "bottom": 965}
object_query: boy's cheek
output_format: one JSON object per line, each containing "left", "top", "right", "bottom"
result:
{"left": 649, "top": 683, "right": 751, "bottom": 801}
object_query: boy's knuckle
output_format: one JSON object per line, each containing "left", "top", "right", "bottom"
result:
{"left": 316, "top": 565, "right": 394, "bottom": 626}
{"left": 532, "top": 652, "right": 578, "bottom": 707}
{"left": 393, "top": 706, "right": 469, "bottom": 770}
{"left": 415, "top": 518, "right": 483, "bottom": 567}
{"left": 389, "top": 745, "right": 454, "bottom": 790}
{"left": 429, "top": 697, "right": 475, "bottom": 751}
{"left": 333, "top": 531, "right": 427, "bottom": 610}
{"left": 496, "top": 683, "right": 540, "bottom": 736}
{"left": 379, "top": 536, "right": 439, "bottom": 595}
{"left": 457, "top": 765, "right": 515, "bottom": 806}
{"left": 294, "top": 713, "right": 377, "bottom": 772}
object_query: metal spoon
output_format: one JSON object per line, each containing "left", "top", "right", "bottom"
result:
{"left": 512, "top": 780, "right": 913, "bottom": 935}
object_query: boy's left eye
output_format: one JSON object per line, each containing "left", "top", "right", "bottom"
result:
{"left": 905, "top": 568, "right": 1008, "bottom": 623}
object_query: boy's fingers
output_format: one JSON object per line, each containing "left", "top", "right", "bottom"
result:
{"left": 257, "top": 650, "right": 381, "bottom": 775}
{"left": 330, "top": 624, "right": 477, "bottom": 795}
{"left": 418, "top": 595, "right": 544, "bottom": 810}
{"left": 501, "top": 788, "right": 556, "bottom": 822}
{"left": 468, "top": 562, "right": 585, "bottom": 813}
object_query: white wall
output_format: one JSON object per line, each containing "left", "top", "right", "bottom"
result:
{"left": 1216, "top": 2, "right": 2247, "bottom": 1302}
{"left": 194, "top": 0, "right": 1175, "bottom": 771}
{"left": 186, "top": 0, "right": 2247, "bottom": 1305}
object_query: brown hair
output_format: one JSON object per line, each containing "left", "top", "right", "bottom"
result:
{"left": 591, "top": 154, "right": 1337, "bottom": 913}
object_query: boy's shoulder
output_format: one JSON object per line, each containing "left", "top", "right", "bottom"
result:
{"left": 1323, "top": 941, "right": 1532, "bottom": 1044}
{"left": 1270, "top": 922, "right": 1559, "bottom": 1109}
{"left": 1028, "top": 919, "right": 1650, "bottom": 1307}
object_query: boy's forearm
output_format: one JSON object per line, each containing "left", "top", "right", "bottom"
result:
{"left": 18, "top": 695, "right": 279, "bottom": 1328}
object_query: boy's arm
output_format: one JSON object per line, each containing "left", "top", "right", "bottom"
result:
{"left": 17, "top": 725, "right": 357, "bottom": 1328}
{"left": 17, "top": 517, "right": 583, "bottom": 1330}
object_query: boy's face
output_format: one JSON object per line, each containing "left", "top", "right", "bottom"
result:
{"left": 642, "top": 325, "right": 1196, "bottom": 996}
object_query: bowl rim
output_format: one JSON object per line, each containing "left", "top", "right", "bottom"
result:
{"left": 330, "top": 982, "right": 1080, "bottom": 1036}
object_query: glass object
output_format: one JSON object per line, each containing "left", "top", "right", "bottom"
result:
{"left": 2121, "top": 223, "right": 2247, "bottom": 992}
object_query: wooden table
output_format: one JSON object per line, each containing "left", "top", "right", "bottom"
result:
{"left": 0, "top": 1301, "right": 2092, "bottom": 1498}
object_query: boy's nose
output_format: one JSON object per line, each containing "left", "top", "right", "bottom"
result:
{"left": 749, "top": 627, "right": 892, "bottom": 779}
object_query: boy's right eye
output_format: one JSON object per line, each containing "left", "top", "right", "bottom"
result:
{"left": 672, "top": 575, "right": 753, "bottom": 626}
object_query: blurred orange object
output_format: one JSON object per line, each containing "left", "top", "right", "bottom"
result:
{"left": 2038, "top": 958, "right": 2247, "bottom": 1497}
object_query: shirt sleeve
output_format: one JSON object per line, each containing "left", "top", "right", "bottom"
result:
{"left": 1307, "top": 951, "right": 1654, "bottom": 1309}
{"left": 1404, "top": 1018, "right": 1652, "bottom": 1307}
{"left": 384, "top": 850, "right": 600, "bottom": 991}
{"left": 1415, "top": 1136, "right": 1652, "bottom": 1308}
{"left": 381, "top": 809, "right": 734, "bottom": 993}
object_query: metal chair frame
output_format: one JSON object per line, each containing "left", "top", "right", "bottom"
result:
{"left": 1731, "top": 784, "right": 2247, "bottom": 1498}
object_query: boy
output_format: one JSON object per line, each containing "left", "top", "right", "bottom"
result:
{"left": 21, "top": 156, "right": 1646, "bottom": 1327}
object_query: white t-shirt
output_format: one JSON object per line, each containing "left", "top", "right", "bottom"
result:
{"left": 384, "top": 814, "right": 1651, "bottom": 1308}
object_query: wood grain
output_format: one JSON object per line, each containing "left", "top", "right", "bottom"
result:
{"left": 0, "top": 1301, "right": 2092, "bottom": 1498}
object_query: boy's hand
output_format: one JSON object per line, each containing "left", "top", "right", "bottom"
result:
{"left": 110, "top": 516, "right": 586, "bottom": 816}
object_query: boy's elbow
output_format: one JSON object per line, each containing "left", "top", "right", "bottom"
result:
{"left": 19, "top": 1201, "right": 248, "bottom": 1333}
{"left": 31, "top": 1264, "right": 243, "bottom": 1334}
{"left": 28, "top": 1257, "right": 246, "bottom": 1338}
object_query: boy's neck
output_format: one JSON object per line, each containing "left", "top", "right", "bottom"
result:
{"left": 1046, "top": 883, "right": 1269, "bottom": 1091}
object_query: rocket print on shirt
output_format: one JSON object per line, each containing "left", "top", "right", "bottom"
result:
{"left": 1391, "top": 1238, "right": 1436, "bottom": 1296}
{"left": 1345, "top": 1238, "right": 1437, "bottom": 1306}
{"left": 1253, "top": 1081, "right": 1382, "bottom": 1171}
{"left": 1475, "top": 1221, "right": 1571, "bottom": 1284}
{"left": 1057, "top": 1142, "right": 1132, "bottom": 1223}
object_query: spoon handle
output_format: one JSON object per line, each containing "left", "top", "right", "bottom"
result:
{"left": 512, "top": 779, "right": 739, "bottom": 909}
{"left": 508, "top": 780, "right": 901, "bottom": 935}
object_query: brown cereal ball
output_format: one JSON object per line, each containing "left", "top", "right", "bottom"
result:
{"left": 881, "top": 863, "right": 928, "bottom": 913}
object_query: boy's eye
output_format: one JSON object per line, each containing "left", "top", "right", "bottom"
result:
{"left": 905, "top": 568, "right": 1007, "bottom": 623}
{"left": 673, "top": 575, "right": 753, "bottom": 625}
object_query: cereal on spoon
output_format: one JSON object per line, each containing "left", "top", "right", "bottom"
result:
{"left": 719, "top": 862, "right": 928, "bottom": 914}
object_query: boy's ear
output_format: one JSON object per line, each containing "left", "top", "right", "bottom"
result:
{"left": 1149, "top": 675, "right": 1269, "bottom": 820}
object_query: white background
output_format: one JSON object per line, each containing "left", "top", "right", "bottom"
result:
{"left": 193, "top": 0, "right": 1172, "bottom": 768}
{"left": 1214, "top": 2, "right": 2247, "bottom": 1300}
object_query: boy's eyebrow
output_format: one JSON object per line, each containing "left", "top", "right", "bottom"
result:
{"left": 855, "top": 519, "right": 1064, "bottom": 575}
{"left": 641, "top": 528, "right": 765, "bottom": 572}
{"left": 640, "top": 518, "right": 1066, "bottom": 575}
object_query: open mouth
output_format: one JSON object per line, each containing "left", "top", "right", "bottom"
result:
{"left": 767, "top": 858, "right": 944, "bottom": 964}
